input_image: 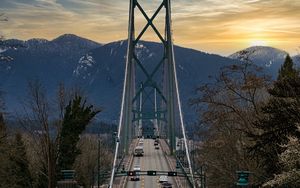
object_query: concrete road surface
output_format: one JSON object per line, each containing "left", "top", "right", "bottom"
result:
{"left": 126, "top": 139, "right": 177, "bottom": 188}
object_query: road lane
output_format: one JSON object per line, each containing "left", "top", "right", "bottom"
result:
{"left": 126, "top": 139, "right": 177, "bottom": 188}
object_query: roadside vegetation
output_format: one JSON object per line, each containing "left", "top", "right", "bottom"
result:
{"left": 192, "top": 53, "right": 300, "bottom": 187}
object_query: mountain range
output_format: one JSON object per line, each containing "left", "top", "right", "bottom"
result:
{"left": 0, "top": 34, "right": 298, "bottom": 123}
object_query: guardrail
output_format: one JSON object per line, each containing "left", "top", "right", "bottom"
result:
{"left": 120, "top": 139, "right": 138, "bottom": 188}
{"left": 175, "top": 155, "right": 194, "bottom": 187}
{"left": 160, "top": 139, "right": 183, "bottom": 188}
{"left": 161, "top": 139, "right": 194, "bottom": 187}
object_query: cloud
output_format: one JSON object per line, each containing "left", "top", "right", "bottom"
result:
{"left": 0, "top": 0, "right": 129, "bottom": 41}
{"left": 170, "top": 0, "right": 300, "bottom": 54}
{"left": 0, "top": 0, "right": 299, "bottom": 55}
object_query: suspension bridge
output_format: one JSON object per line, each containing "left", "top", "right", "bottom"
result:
{"left": 108, "top": 0, "right": 197, "bottom": 187}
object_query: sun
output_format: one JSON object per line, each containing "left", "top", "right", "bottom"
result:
{"left": 250, "top": 40, "right": 267, "bottom": 46}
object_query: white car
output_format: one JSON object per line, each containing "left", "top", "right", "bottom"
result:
{"left": 159, "top": 175, "right": 168, "bottom": 183}
{"left": 133, "top": 165, "right": 141, "bottom": 172}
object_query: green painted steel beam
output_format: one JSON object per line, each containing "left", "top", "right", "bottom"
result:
{"left": 135, "top": 1, "right": 166, "bottom": 44}
{"left": 134, "top": 2, "right": 165, "bottom": 44}
{"left": 132, "top": 55, "right": 167, "bottom": 103}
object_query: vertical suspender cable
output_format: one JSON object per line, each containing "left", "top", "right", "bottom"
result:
{"left": 108, "top": 0, "right": 134, "bottom": 187}
{"left": 166, "top": 0, "right": 195, "bottom": 187}
{"left": 139, "top": 83, "right": 143, "bottom": 136}
{"left": 154, "top": 88, "right": 158, "bottom": 136}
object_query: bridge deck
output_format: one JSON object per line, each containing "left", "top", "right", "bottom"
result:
{"left": 126, "top": 139, "right": 178, "bottom": 188}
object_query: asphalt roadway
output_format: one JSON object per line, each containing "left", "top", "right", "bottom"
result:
{"left": 126, "top": 139, "right": 177, "bottom": 188}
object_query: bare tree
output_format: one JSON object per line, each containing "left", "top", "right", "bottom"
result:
{"left": 191, "top": 60, "right": 271, "bottom": 186}
{"left": 19, "top": 80, "right": 101, "bottom": 188}
{"left": 18, "top": 80, "right": 57, "bottom": 188}
{"left": 74, "top": 135, "right": 113, "bottom": 187}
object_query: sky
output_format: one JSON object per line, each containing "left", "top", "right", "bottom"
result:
{"left": 0, "top": 0, "right": 300, "bottom": 56}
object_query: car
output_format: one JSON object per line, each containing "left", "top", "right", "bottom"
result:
{"left": 138, "top": 142, "right": 143, "bottom": 147}
{"left": 161, "top": 182, "right": 172, "bottom": 188}
{"left": 155, "top": 145, "right": 159, "bottom": 150}
{"left": 133, "top": 165, "right": 141, "bottom": 172}
{"left": 129, "top": 165, "right": 141, "bottom": 181}
{"left": 134, "top": 146, "right": 144, "bottom": 156}
{"left": 159, "top": 175, "right": 168, "bottom": 183}
{"left": 130, "top": 176, "right": 140, "bottom": 181}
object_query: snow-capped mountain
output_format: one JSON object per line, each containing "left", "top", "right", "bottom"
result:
{"left": 0, "top": 37, "right": 237, "bottom": 122}
{"left": 0, "top": 35, "right": 294, "bottom": 122}
{"left": 0, "top": 34, "right": 102, "bottom": 117}
{"left": 2, "top": 34, "right": 101, "bottom": 58}
{"left": 294, "top": 55, "right": 300, "bottom": 64}
{"left": 229, "top": 46, "right": 289, "bottom": 77}
{"left": 229, "top": 46, "right": 288, "bottom": 66}
{"left": 69, "top": 40, "right": 239, "bottom": 122}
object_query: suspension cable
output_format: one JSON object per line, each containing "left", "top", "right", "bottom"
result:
{"left": 166, "top": 0, "right": 195, "bottom": 187}
{"left": 108, "top": 0, "right": 134, "bottom": 187}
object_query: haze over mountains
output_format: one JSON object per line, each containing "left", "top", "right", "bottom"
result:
{"left": 0, "top": 34, "right": 298, "bottom": 122}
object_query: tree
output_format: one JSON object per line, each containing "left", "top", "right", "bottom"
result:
{"left": 20, "top": 80, "right": 57, "bottom": 188}
{"left": 191, "top": 60, "right": 271, "bottom": 187}
{"left": 263, "top": 132, "right": 300, "bottom": 187}
{"left": 0, "top": 123, "right": 32, "bottom": 188}
{"left": 277, "top": 55, "right": 297, "bottom": 81}
{"left": 0, "top": 113, "right": 10, "bottom": 188}
{"left": 0, "top": 113, "right": 6, "bottom": 142}
{"left": 20, "top": 81, "right": 101, "bottom": 187}
{"left": 74, "top": 135, "right": 113, "bottom": 187}
{"left": 248, "top": 54, "right": 300, "bottom": 185}
{"left": 8, "top": 133, "right": 33, "bottom": 188}
{"left": 57, "top": 95, "right": 100, "bottom": 170}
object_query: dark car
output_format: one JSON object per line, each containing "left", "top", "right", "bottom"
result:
{"left": 130, "top": 176, "right": 140, "bottom": 181}
{"left": 161, "top": 182, "right": 172, "bottom": 188}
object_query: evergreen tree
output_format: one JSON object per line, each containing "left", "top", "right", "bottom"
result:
{"left": 263, "top": 135, "right": 300, "bottom": 187}
{"left": 0, "top": 113, "right": 10, "bottom": 188}
{"left": 0, "top": 113, "right": 6, "bottom": 143}
{"left": 249, "top": 54, "right": 300, "bottom": 184}
{"left": 9, "top": 133, "right": 33, "bottom": 188}
{"left": 58, "top": 95, "right": 100, "bottom": 171}
{"left": 0, "top": 132, "right": 32, "bottom": 187}
{"left": 269, "top": 54, "right": 300, "bottom": 97}
{"left": 277, "top": 55, "right": 297, "bottom": 80}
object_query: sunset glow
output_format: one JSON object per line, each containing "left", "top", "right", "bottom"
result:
{"left": 250, "top": 40, "right": 267, "bottom": 47}
{"left": 0, "top": 0, "right": 299, "bottom": 56}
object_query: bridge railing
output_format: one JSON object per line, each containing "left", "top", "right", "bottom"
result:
{"left": 175, "top": 155, "right": 194, "bottom": 187}
{"left": 116, "top": 154, "right": 125, "bottom": 172}
{"left": 160, "top": 138, "right": 194, "bottom": 187}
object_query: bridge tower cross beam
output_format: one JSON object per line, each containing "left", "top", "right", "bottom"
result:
{"left": 109, "top": 0, "right": 195, "bottom": 187}
{"left": 122, "top": 0, "right": 177, "bottom": 154}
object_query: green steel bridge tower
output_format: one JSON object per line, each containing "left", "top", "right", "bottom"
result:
{"left": 109, "top": 0, "right": 195, "bottom": 187}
